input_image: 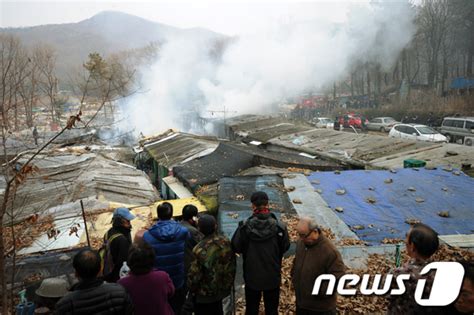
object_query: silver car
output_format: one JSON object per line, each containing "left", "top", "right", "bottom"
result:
{"left": 367, "top": 117, "right": 399, "bottom": 132}
{"left": 440, "top": 117, "right": 474, "bottom": 145}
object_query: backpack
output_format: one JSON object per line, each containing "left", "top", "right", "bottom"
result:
{"left": 98, "top": 232, "right": 122, "bottom": 276}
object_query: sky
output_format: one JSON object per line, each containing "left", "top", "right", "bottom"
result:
{"left": 0, "top": 0, "right": 355, "bottom": 36}
{"left": 0, "top": 0, "right": 416, "bottom": 137}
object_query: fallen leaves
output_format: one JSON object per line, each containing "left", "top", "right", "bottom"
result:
{"left": 366, "top": 197, "right": 377, "bottom": 204}
{"left": 280, "top": 214, "right": 336, "bottom": 242}
{"left": 280, "top": 214, "right": 299, "bottom": 242}
{"left": 235, "top": 244, "right": 473, "bottom": 315}
{"left": 14, "top": 164, "right": 39, "bottom": 185}
{"left": 3, "top": 215, "right": 55, "bottom": 253}
{"left": 266, "top": 182, "right": 296, "bottom": 193}
{"left": 227, "top": 212, "right": 240, "bottom": 219}
{"left": 65, "top": 113, "right": 82, "bottom": 129}
{"left": 287, "top": 167, "right": 312, "bottom": 176}
{"left": 381, "top": 238, "right": 404, "bottom": 244}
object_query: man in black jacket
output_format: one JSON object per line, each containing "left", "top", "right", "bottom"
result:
{"left": 104, "top": 207, "right": 135, "bottom": 282}
{"left": 180, "top": 204, "right": 203, "bottom": 275}
{"left": 55, "top": 249, "right": 133, "bottom": 314}
{"left": 231, "top": 191, "right": 290, "bottom": 315}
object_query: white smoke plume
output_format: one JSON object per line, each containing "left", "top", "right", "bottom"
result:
{"left": 119, "top": 0, "right": 415, "bottom": 137}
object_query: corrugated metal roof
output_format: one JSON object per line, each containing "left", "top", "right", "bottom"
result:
{"left": 225, "top": 115, "right": 313, "bottom": 143}
{"left": 268, "top": 128, "right": 474, "bottom": 169}
{"left": 143, "top": 132, "right": 218, "bottom": 169}
{"left": 1, "top": 148, "right": 159, "bottom": 224}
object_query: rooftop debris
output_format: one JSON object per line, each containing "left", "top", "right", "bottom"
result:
{"left": 366, "top": 197, "right": 377, "bottom": 204}
{"left": 405, "top": 218, "right": 421, "bottom": 225}
{"left": 438, "top": 211, "right": 450, "bottom": 218}
{"left": 292, "top": 198, "right": 302, "bottom": 204}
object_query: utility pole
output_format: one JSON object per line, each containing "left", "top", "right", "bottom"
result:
{"left": 207, "top": 105, "right": 237, "bottom": 138}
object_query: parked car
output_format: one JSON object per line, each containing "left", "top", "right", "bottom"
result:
{"left": 337, "top": 113, "right": 368, "bottom": 129}
{"left": 312, "top": 117, "right": 334, "bottom": 129}
{"left": 440, "top": 117, "right": 474, "bottom": 145}
{"left": 367, "top": 117, "right": 399, "bottom": 132}
{"left": 389, "top": 124, "right": 447, "bottom": 143}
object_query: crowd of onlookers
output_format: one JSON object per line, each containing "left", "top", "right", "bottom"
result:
{"left": 31, "top": 191, "right": 473, "bottom": 315}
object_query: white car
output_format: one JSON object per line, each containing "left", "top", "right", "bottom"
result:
{"left": 312, "top": 117, "right": 334, "bottom": 129}
{"left": 389, "top": 124, "right": 448, "bottom": 143}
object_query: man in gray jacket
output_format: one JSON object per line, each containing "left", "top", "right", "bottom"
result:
{"left": 231, "top": 191, "right": 290, "bottom": 315}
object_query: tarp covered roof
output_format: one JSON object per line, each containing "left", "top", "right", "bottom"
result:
{"left": 217, "top": 175, "right": 294, "bottom": 239}
{"left": 173, "top": 142, "right": 342, "bottom": 190}
{"left": 450, "top": 77, "right": 474, "bottom": 89}
{"left": 307, "top": 168, "right": 474, "bottom": 244}
{"left": 173, "top": 142, "right": 255, "bottom": 189}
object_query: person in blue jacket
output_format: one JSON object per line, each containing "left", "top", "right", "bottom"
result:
{"left": 143, "top": 202, "right": 190, "bottom": 315}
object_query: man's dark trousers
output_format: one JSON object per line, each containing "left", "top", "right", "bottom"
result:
{"left": 195, "top": 300, "right": 223, "bottom": 315}
{"left": 245, "top": 286, "right": 279, "bottom": 315}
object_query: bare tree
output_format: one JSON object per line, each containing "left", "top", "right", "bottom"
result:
{"left": 34, "top": 44, "right": 64, "bottom": 124}
{"left": 72, "top": 52, "right": 136, "bottom": 127}
{"left": 417, "top": 0, "right": 452, "bottom": 88}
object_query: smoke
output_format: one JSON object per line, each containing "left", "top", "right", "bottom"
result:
{"left": 119, "top": 0, "right": 415, "bottom": 137}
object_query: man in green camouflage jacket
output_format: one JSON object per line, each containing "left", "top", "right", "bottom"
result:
{"left": 188, "top": 214, "right": 236, "bottom": 315}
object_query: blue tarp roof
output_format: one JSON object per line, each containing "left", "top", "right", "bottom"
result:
{"left": 307, "top": 168, "right": 474, "bottom": 244}
{"left": 450, "top": 77, "right": 474, "bottom": 89}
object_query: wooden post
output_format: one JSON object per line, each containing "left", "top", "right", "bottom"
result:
{"left": 80, "top": 200, "right": 91, "bottom": 248}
